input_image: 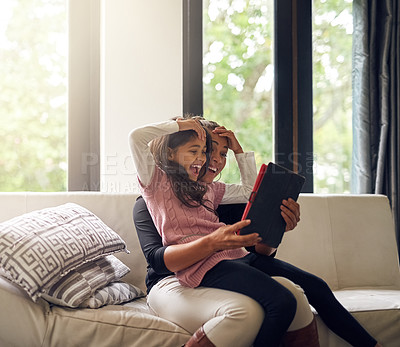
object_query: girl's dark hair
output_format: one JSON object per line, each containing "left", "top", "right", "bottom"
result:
{"left": 150, "top": 115, "right": 215, "bottom": 213}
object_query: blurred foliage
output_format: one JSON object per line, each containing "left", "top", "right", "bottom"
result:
{"left": 0, "top": 0, "right": 67, "bottom": 191}
{"left": 0, "top": 0, "right": 352, "bottom": 193}
{"left": 312, "top": 0, "right": 353, "bottom": 193}
{"left": 203, "top": 0, "right": 274, "bottom": 183}
{"left": 203, "top": 0, "right": 353, "bottom": 193}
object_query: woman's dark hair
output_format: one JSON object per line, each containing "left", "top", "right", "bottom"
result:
{"left": 149, "top": 115, "right": 215, "bottom": 213}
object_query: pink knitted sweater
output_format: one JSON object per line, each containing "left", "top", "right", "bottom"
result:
{"left": 140, "top": 166, "right": 248, "bottom": 288}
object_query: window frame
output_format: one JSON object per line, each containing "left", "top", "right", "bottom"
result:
{"left": 68, "top": 0, "right": 101, "bottom": 191}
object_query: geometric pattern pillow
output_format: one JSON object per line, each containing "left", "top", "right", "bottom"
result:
{"left": 0, "top": 203, "right": 128, "bottom": 301}
{"left": 41, "top": 255, "right": 130, "bottom": 308}
{"left": 79, "top": 281, "right": 145, "bottom": 309}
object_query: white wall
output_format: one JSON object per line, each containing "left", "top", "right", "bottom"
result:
{"left": 101, "top": 0, "right": 182, "bottom": 193}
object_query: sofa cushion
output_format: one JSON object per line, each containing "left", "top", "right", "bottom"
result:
{"left": 333, "top": 288, "right": 400, "bottom": 312}
{"left": 79, "top": 280, "right": 145, "bottom": 309}
{"left": 0, "top": 203, "right": 128, "bottom": 301}
{"left": 47, "top": 301, "right": 191, "bottom": 347}
{"left": 0, "top": 276, "right": 50, "bottom": 347}
{"left": 277, "top": 194, "right": 400, "bottom": 291}
{"left": 41, "top": 255, "right": 130, "bottom": 308}
{"left": 315, "top": 289, "right": 400, "bottom": 346}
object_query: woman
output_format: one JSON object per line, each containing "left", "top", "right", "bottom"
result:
{"left": 132, "top": 116, "right": 318, "bottom": 346}
{"left": 131, "top": 116, "right": 381, "bottom": 347}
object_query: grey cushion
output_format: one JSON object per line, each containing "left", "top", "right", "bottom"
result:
{"left": 0, "top": 203, "right": 128, "bottom": 300}
{"left": 79, "top": 281, "right": 145, "bottom": 309}
{"left": 41, "top": 255, "right": 130, "bottom": 308}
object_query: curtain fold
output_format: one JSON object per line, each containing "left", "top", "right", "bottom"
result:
{"left": 352, "top": 0, "right": 399, "bottom": 256}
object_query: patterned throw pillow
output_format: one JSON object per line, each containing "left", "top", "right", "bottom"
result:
{"left": 79, "top": 281, "right": 145, "bottom": 309}
{"left": 0, "top": 203, "right": 129, "bottom": 301}
{"left": 41, "top": 255, "right": 130, "bottom": 308}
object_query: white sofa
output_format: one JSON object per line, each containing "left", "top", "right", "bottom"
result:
{"left": 0, "top": 192, "right": 399, "bottom": 347}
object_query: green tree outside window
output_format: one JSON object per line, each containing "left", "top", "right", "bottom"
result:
{"left": 0, "top": 0, "right": 67, "bottom": 192}
{"left": 203, "top": 0, "right": 353, "bottom": 193}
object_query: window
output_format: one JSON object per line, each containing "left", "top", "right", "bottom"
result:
{"left": 312, "top": 0, "right": 353, "bottom": 193}
{"left": 203, "top": 0, "right": 274, "bottom": 182}
{"left": 0, "top": 0, "right": 68, "bottom": 191}
{"left": 0, "top": 0, "right": 100, "bottom": 192}
{"left": 192, "top": 0, "right": 353, "bottom": 193}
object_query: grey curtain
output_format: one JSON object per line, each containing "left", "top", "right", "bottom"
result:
{"left": 352, "top": 0, "right": 399, "bottom": 255}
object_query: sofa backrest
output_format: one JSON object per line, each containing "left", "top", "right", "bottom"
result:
{"left": 0, "top": 192, "right": 399, "bottom": 293}
{"left": 0, "top": 192, "right": 148, "bottom": 292}
{"left": 277, "top": 194, "right": 400, "bottom": 290}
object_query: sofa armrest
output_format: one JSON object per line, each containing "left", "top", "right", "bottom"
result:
{"left": 0, "top": 276, "right": 51, "bottom": 346}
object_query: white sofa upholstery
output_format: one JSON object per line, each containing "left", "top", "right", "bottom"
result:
{"left": 278, "top": 194, "right": 400, "bottom": 346}
{"left": 0, "top": 192, "right": 399, "bottom": 346}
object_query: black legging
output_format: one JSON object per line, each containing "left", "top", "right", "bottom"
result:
{"left": 201, "top": 253, "right": 377, "bottom": 347}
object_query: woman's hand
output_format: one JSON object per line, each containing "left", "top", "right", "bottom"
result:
{"left": 212, "top": 126, "right": 243, "bottom": 154}
{"left": 254, "top": 199, "right": 300, "bottom": 257}
{"left": 176, "top": 117, "right": 206, "bottom": 140}
{"left": 206, "top": 219, "right": 261, "bottom": 252}
{"left": 281, "top": 198, "right": 300, "bottom": 231}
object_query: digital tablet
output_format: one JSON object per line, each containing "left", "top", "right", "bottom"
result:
{"left": 239, "top": 162, "right": 305, "bottom": 248}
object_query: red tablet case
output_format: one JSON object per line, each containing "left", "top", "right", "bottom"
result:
{"left": 241, "top": 163, "right": 268, "bottom": 221}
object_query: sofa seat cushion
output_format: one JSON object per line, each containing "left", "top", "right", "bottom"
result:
{"left": 45, "top": 300, "right": 191, "bottom": 347}
{"left": 334, "top": 289, "right": 400, "bottom": 312}
{"left": 313, "top": 289, "right": 400, "bottom": 346}
{"left": 1, "top": 275, "right": 188, "bottom": 347}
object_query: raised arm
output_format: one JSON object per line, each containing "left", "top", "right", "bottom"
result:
{"left": 213, "top": 126, "right": 257, "bottom": 204}
{"left": 129, "top": 120, "right": 179, "bottom": 186}
{"left": 129, "top": 118, "right": 207, "bottom": 186}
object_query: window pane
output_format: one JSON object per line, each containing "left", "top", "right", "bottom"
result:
{"left": 312, "top": 0, "right": 353, "bottom": 193}
{"left": 0, "top": 0, "right": 67, "bottom": 191}
{"left": 203, "top": 0, "right": 274, "bottom": 182}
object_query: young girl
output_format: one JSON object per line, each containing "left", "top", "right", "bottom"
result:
{"left": 129, "top": 117, "right": 381, "bottom": 347}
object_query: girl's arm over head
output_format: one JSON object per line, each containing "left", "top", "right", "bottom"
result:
{"left": 176, "top": 117, "right": 206, "bottom": 141}
{"left": 128, "top": 120, "right": 179, "bottom": 187}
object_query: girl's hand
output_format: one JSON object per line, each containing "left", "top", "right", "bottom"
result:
{"left": 207, "top": 219, "right": 261, "bottom": 252}
{"left": 164, "top": 219, "right": 260, "bottom": 272}
{"left": 212, "top": 126, "right": 243, "bottom": 154}
{"left": 176, "top": 117, "right": 206, "bottom": 140}
{"left": 281, "top": 198, "right": 300, "bottom": 231}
